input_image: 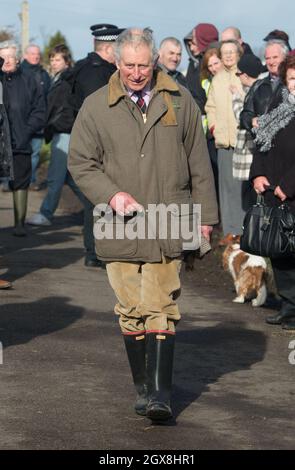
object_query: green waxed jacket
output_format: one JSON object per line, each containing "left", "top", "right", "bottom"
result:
{"left": 68, "top": 69, "right": 218, "bottom": 262}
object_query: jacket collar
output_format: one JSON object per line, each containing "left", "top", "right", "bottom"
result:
{"left": 21, "top": 59, "right": 42, "bottom": 72}
{"left": 87, "top": 51, "right": 110, "bottom": 67}
{"left": 0, "top": 67, "right": 21, "bottom": 81}
{"left": 108, "top": 68, "right": 180, "bottom": 107}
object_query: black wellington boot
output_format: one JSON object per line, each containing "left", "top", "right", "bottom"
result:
{"left": 123, "top": 332, "right": 148, "bottom": 416}
{"left": 146, "top": 332, "right": 175, "bottom": 422}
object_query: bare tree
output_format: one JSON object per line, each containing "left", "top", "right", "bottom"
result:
{"left": 0, "top": 27, "right": 15, "bottom": 43}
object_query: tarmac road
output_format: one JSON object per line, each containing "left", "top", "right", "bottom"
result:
{"left": 0, "top": 187, "right": 294, "bottom": 450}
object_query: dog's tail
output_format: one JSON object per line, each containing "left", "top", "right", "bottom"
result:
{"left": 252, "top": 282, "right": 267, "bottom": 307}
{"left": 250, "top": 265, "right": 267, "bottom": 307}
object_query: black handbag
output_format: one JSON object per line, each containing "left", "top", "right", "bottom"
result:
{"left": 240, "top": 192, "right": 295, "bottom": 258}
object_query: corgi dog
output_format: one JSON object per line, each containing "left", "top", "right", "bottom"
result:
{"left": 222, "top": 234, "right": 267, "bottom": 307}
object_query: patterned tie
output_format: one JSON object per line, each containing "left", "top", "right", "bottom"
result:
{"left": 134, "top": 91, "right": 147, "bottom": 114}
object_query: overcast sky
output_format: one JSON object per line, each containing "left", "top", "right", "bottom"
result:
{"left": 1, "top": 0, "right": 295, "bottom": 68}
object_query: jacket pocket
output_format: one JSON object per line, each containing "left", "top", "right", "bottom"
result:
{"left": 157, "top": 195, "right": 201, "bottom": 256}
{"left": 93, "top": 208, "right": 138, "bottom": 259}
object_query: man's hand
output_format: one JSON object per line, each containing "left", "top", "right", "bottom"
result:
{"left": 109, "top": 192, "right": 144, "bottom": 216}
{"left": 274, "top": 185, "right": 287, "bottom": 201}
{"left": 253, "top": 176, "right": 270, "bottom": 194}
{"left": 252, "top": 117, "right": 259, "bottom": 128}
{"left": 201, "top": 225, "right": 213, "bottom": 241}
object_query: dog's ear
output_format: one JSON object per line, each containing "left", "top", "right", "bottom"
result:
{"left": 233, "top": 235, "right": 241, "bottom": 244}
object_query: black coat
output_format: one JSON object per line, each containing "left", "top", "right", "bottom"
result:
{"left": 159, "top": 66, "right": 188, "bottom": 89}
{"left": 242, "top": 42, "right": 253, "bottom": 55}
{"left": 69, "top": 52, "right": 116, "bottom": 114}
{"left": 0, "top": 68, "right": 46, "bottom": 155}
{"left": 185, "top": 58, "right": 207, "bottom": 113}
{"left": 44, "top": 69, "right": 76, "bottom": 143}
{"left": 240, "top": 75, "right": 283, "bottom": 134}
{"left": 171, "top": 70, "right": 188, "bottom": 88}
{"left": 249, "top": 115, "right": 295, "bottom": 212}
{"left": 20, "top": 59, "right": 51, "bottom": 138}
{"left": 183, "top": 29, "right": 206, "bottom": 112}
{"left": 0, "top": 83, "right": 13, "bottom": 179}
{"left": 20, "top": 60, "right": 51, "bottom": 99}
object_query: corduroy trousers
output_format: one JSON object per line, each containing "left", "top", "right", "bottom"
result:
{"left": 106, "top": 256, "right": 182, "bottom": 333}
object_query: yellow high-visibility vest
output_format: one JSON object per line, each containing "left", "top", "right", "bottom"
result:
{"left": 201, "top": 78, "right": 211, "bottom": 134}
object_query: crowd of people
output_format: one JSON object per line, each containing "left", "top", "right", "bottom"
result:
{"left": 1, "top": 22, "right": 295, "bottom": 421}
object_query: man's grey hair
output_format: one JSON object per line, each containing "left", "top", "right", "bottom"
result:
{"left": 159, "top": 37, "right": 182, "bottom": 50}
{"left": 115, "top": 27, "right": 158, "bottom": 64}
{"left": 265, "top": 39, "right": 289, "bottom": 57}
{"left": 0, "top": 40, "right": 17, "bottom": 51}
{"left": 0, "top": 41, "right": 19, "bottom": 58}
{"left": 24, "top": 43, "right": 41, "bottom": 53}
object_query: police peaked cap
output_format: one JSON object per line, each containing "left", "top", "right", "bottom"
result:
{"left": 90, "top": 23, "right": 125, "bottom": 41}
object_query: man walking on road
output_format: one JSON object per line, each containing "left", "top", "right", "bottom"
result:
{"left": 69, "top": 28, "right": 218, "bottom": 422}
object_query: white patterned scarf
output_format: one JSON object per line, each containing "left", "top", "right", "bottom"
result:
{"left": 252, "top": 87, "right": 295, "bottom": 152}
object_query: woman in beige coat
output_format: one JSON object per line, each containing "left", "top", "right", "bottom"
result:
{"left": 205, "top": 40, "right": 245, "bottom": 242}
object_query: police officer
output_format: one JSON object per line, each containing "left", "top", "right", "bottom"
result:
{"left": 68, "top": 24, "right": 125, "bottom": 268}
{"left": 70, "top": 24, "right": 125, "bottom": 114}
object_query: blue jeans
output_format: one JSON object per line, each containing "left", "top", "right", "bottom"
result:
{"left": 40, "top": 133, "right": 95, "bottom": 257}
{"left": 31, "top": 137, "right": 43, "bottom": 183}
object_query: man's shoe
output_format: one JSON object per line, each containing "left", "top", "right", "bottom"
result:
{"left": 0, "top": 279, "right": 12, "bottom": 289}
{"left": 29, "top": 181, "right": 47, "bottom": 191}
{"left": 84, "top": 258, "right": 106, "bottom": 269}
{"left": 146, "top": 400, "right": 172, "bottom": 421}
{"left": 26, "top": 213, "right": 51, "bottom": 226}
{"left": 13, "top": 225, "right": 27, "bottom": 237}
{"left": 265, "top": 312, "right": 289, "bottom": 325}
{"left": 29, "top": 182, "right": 41, "bottom": 191}
{"left": 282, "top": 320, "right": 295, "bottom": 330}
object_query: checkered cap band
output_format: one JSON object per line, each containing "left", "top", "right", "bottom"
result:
{"left": 94, "top": 34, "right": 119, "bottom": 41}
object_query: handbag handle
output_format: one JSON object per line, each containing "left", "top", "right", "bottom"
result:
{"left": 256, "top": 193, "right": 265, "bottom": 205}
{"left": 256, "top": 186, "right": 291, "bottom": 211}
{"left": 256, "top": 185, "right": 275, "bottom": 205}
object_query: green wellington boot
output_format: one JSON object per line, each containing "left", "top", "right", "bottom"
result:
{"left": 123, "top": 332, "right": 149, "bottom": 416}
{"left": 13, "top": 189, "right": 28, "bottom": 237}
{"left": 146, "top": 331, "right": 175, "bottom": 422}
